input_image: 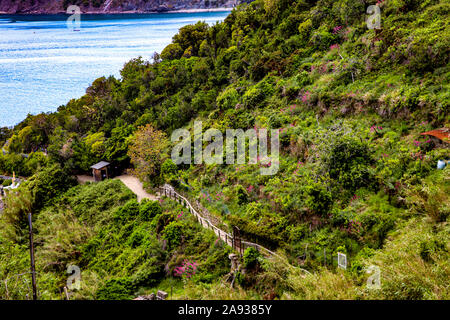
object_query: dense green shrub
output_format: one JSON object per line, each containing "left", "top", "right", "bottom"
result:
{"left": 235, "top": 184, "right": 249, "bottom": 206}
{"left": 349, "top": 247, "right": 376, "bottom": 276}
{"left": 242, "top": 87, "right": 265, "bottom": 109}
{"left": 114, "top": 199, "right": 140, "bottom": 223}
{"left": 172, "top": 21, "right": 209, "bottom": 57}
{"left": 419, "top": 239, "right": 446, "bottom": 263}
{"left": 162, "top": 221, "right": 184, "bottom": 248}
{"left": 161, "top": 43, "right": 184, "bottom": 60}
{"left": 243, "top": 247, "right": 261, "bottom": 269}
{"left": 304, "top": 182, "right": 332, "bottom": 216}
{"left": 95, "top": 277, "right": 135, "bottom": 300}
{"left": 139, "top": 200, "right": 162, "bottom": 222}
{"left": 161, "top": 159, "right": 178, "bottom": 183}
{"left": 26, "top": 163, "right": 76, "bottom": 210}
{"left": 132, "top": 260, "right": 164, "bottom": 287}
{"left": 323, "top": 134, "right": 373, "bottom": 192}
{"left": 216, "top": 87, "right": 240, "bottom": 110}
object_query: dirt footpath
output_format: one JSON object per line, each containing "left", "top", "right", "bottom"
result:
{"left": 76, "top": 175, "right": 94, "bottom": 184}
{"left": 76, "top": 174, "right": 158, "bottom": 202}
{"left": 114, "top": 175, "right": 158, "bottom": 202}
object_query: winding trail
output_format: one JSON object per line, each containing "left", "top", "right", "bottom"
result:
{"left": 75, "top": 175, "right": 310, "bottom": 274}
{"left": 160, "top": 184, "right": 311, "bottom": 275}
{"left": 76, "top": 174, "right": 157, "bottom": 202}
{"left": 114, "top": 175, "right": 158, "bottom": 202}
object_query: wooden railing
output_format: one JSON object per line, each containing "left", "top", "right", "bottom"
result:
{"left": 160, "top": 184, "right": 235, "bottom": 250}
{"left": 159, "top": 184, "right": 283, "bottom": 259}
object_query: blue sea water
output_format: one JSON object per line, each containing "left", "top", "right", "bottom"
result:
{"left": 0, "top": 11, "right": 230, "bottom": 127}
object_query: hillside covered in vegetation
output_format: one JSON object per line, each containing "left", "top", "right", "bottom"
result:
{"left": 0, "top": 0, "right": 448, "bottom": 299}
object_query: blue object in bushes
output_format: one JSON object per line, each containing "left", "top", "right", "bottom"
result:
{"left": 437, "top": 160, "right": 446, "bottom": 170}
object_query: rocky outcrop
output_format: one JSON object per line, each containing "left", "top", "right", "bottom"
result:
{"left": 0, "top": 0, "right": 243, "bottom": 14}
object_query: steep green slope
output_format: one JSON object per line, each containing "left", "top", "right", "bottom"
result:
{"left": 0, "top": 0, "right": 448, "bottom": 299}
{"left": 2, "top": 0, "right": 448, "bottom": 169}
{"left": 0, "top": 176, "right": 231, "bottom": 299}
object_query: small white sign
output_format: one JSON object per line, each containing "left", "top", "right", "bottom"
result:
{"left": 337, "top": 252, "right": 347, "bottom": 270}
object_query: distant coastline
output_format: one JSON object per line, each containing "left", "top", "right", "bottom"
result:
{"left": 166, "top": 8, "right": 233, "bottom": 13}
{"left": 0, "top": 9, "right": 232, "bottom": 128}
{"left": 0, "top": 8, "right": 233, "bottom": 15}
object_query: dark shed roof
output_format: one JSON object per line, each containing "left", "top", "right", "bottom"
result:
{"left": 90, "top": 161, "right": 110, "bottom": 170}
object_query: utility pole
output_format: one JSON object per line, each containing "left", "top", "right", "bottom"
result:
{"left": 28, "top": 212, "right": 37, "bottom": 300}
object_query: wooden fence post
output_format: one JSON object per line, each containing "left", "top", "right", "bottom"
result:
{"left": 161, "top": 184, "right": 284, "bottom": 261}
